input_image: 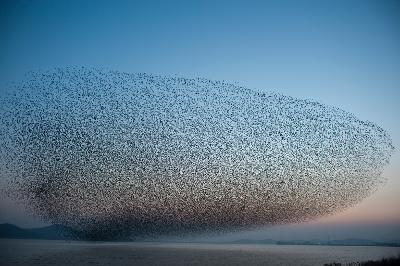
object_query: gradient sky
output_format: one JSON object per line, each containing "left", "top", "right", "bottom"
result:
{"left": 0, "top": 0, "right": 399, "bottom": 240}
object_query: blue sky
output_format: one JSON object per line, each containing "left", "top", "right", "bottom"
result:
{"left": 0, "top": 0, "right": 399, "bottom": 240}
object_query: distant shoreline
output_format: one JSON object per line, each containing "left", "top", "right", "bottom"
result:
{"left": 1, "top": 223, "right": 399, "bottom": 247}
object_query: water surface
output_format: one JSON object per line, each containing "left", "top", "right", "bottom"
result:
{"left": 1, "top": 239, "right": 399, "bottom": 266}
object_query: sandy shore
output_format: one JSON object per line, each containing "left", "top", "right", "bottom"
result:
{"left": 1, "top": 239, "right": 399, "bottom": 266}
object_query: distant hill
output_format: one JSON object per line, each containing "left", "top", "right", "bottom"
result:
{"left": 231, "top": 238, "right": 277, "bottom": 244}
{"left": 0, "top": 223, "right": 38, "bottom": 239}
{"left": 0, "top": 223, "right": 73, "bottom": 240}
{"left": 210, "top": 238, "right": 400, "bottom": 247}
{"left": 1, "top": 223, "right": 400, "bottom": 246}
{"left": 276, "top": 238, "right": 400, "bottom": 247}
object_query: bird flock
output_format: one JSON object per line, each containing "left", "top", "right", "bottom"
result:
{"left": 0, "top": 67, "right": 394, "bottom": 240}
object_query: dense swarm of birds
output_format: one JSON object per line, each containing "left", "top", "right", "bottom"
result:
{"left": 0, "top": 67, "right": 394, "bottom": 240}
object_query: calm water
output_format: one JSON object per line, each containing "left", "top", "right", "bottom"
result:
{"left": 1, "top": 239, "right": 399, "bottom": 266}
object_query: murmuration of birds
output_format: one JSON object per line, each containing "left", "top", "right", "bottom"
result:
{"left": 0, "top": 67, "right": 394, "bottom": 240}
